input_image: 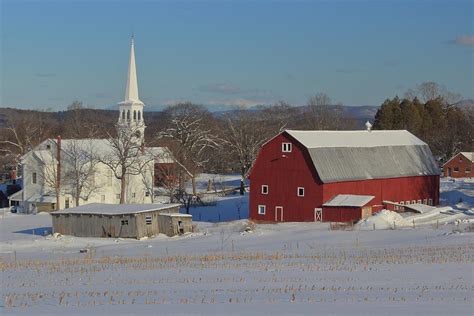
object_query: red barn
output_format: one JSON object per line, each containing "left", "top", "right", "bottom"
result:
{"left": 442, "top": 152, "right": 473, "bottom": 178}
{"left": 249, "top": 130, "right": 440, "bottom": 223}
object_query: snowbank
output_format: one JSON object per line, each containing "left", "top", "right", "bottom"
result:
{"left": 356, "top": 210, "right": 410, "bottom": 230}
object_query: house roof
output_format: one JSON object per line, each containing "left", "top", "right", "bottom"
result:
{"left": 51, "top": 203, "right": 181, "bottom": 215}
{"left": 323, "top": 194, "right": 375, "bottom": 207}
{"left": 24, "top": 139, "right": 170, "bottom": 163}
{"left": 284, "top": 130, "right": 440, "bottom": 183}
{"left": 460, "top": 152, "right": 473, "bottom": 162}
{"left": 442, "top": 151, "right": 474, "bottom": 167}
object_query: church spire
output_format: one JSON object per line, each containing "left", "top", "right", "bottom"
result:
{"left": 124, "top": 36, "right": 142, "bottom": 103}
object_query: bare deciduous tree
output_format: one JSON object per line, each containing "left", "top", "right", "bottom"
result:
{"left": 220, "top": 107, "right": 284, "bottom": 194}
{"left": 62, "top": 139, "right": 101, "bottom": 206}
{"left": 99, "top": 123, "right": 154, "bottom": 204}
{"left": 157, "top": 103, "right": 220, "bottom": 195}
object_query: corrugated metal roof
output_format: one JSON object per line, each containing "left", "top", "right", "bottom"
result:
{"left": 323, "top": 194, "right": 374, "bottom": 207}
{"left": 285, "top": 130, "right": 440, "bottom": 183}
{"left": 52, "top": 203, "right": 181, "bottom": 215}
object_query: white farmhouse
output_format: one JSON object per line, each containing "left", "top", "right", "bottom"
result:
{"left": 14, "top": 38, "right": 172, "bottom": 213}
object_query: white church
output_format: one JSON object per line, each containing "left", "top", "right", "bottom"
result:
{"left": 11, "top": 38, "right": 172, "bottom": 213}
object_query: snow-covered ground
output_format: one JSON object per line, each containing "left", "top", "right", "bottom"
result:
{"left": 0, "top": 177, "right": 472, "bottom": 315}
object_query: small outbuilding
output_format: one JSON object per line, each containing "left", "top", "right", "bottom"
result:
{"left": 51, "top": 203, "right": 192, "bottom": 239}
{"left": 322, "top": 194, "right": 374, "bottom": 222}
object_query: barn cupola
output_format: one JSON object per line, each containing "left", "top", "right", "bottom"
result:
{"left": 117, "top": 36, "right": 146, "bottom": 145}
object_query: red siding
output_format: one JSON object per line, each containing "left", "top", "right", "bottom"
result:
{"left": 249, "top": 133, "right": 323, "bottom": 222}
{"left": 443, "top": 153, "right": 473, "bottom": 178}
{"left": 249, "top": 132, "right": 441, "bottom": 223}
{"left": 322, "top": 207, "right": 361, "bottom": 222}
{"left": 322, "top": 175, "right": 440, "bottom": 209}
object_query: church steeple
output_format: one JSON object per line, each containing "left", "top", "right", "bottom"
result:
{"left": 118, "top": 36, "right": 146, "bottom": 144}
{"left": 124, "top": 36, "right": 142, "bottom": 104}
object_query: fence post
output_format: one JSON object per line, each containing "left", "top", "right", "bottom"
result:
{"left": 436, "top": 220, "right": 439, "bottom": 229}
{"left": 413, "top": 219, "right": 415, "bottom": 229}
{"left": 393, "top": 221, "right": 396, "bottom": 230}
{"left": 373, "top": 223, "right": 375, "bottom": 231}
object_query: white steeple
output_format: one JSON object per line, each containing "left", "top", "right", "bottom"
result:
{"left": 117, "top": 36, "right": 146, "bottom": 144}
{"left": 124, "top": 36, "right": 143, "bottom": 104}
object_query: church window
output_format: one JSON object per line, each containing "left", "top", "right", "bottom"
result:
{"left": 122, "top": 111, "right": 125, "bottom": 120}
{"left": 127, "top": 110, "right": 130, "bottom": 120}
{"left": 138, "top": 111, "right": 141, "bottom": 121}
{"left": 133, "top": 110, "right": 137, "bottom": 120}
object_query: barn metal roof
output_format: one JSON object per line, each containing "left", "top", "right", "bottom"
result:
{"left": 323, "top": 194, "right": 375, "bottom": 207}
{"left": 52, "top": 203, "right": 181, "bottom": 215}
{"left": 285, "top": 130, "right": 440, "bottom": 183}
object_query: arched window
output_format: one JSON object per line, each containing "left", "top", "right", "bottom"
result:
{"left": 138, "top": 111, "right": 141, "bottom": 121}
{"left": 121, "top": 111, "right": 125, "bottom": 120}
{"left": 127, "top": 110, "right": 130, "bottom": 120}
{"left": 133, "top": 110, "right": 137, "bottom": 120}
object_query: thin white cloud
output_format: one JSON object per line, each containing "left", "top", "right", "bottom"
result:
{"left": 455, "top": 35, "right": 474, "bottom": 46}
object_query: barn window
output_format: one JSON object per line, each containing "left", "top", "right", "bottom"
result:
{"left": 423, "top": 199, "right": 427, "bottom": 205}
{"left": 466, "top": 168, "right": 471, "bottom": 173}
{"left": 145, "top": 216, "right": 152, "bottom": 225}
{"left": 400, "top": 201, "right": 404, "bottom": 205}
{"left": 453, "top": 167, "right": 459, "bottom": 172}
{"left": 428, "top": 198, "right": 433, "bottom": 206}
{"left": 405, "top": 201, "right": 410, "bottom": 205}
{"left": 121, "top": 219, "right": 128, "bottom": 225}
{"left": 32, "top": 172, "right": 37, "bottom": 184}
{"left": 65, "top": 198, "right": 70, "bottom": 209}
{"left": 145, "top": 191, "right": 150, "bottom": 197}
{"left": 411, "top": 200, "right": 416, "bottom": 204}
{"left": 417, "top": 199, "right": 421, "bottom": 204}
{"left": 258, "top": 205, "right": 266, "bottom": 215}
{"left": 261, "top": 185, "right": 268, "bottom": 194}
{"left": 282, "top": 143, "right": 292, "bottom": 153}
{"left": 297, "top": 187, "right": 305, "bottom": 197}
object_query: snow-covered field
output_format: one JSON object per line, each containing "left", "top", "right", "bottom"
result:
{"left": 0, "top": 178, "right": 472, "bottom": 315}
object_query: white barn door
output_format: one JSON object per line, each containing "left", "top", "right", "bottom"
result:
{"left": 315, "top": 208, "right": 322, "bottom": 222}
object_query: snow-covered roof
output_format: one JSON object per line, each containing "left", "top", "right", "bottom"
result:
{"left": 283, "top": 130, "right": 440, "bottom": 183}
{"left": 24, "top": 138, "right": 169, "bottom": 163}
{"left": 442, "top": 151, "right": 474, "bottom": 167}
{"left": 323, "top": 194, "right": 374, "bottom": 207}
{"left": 52, "top": 203, "right": 181, "bottom": 215}
{"left": 25, "top": 194, "right": 56, "bottom": 203}
{"left": 8, "top": 189, "right": 23, "bottom": 201}
{"left": 159, "top": 213, "right": 192, "bottom": 218}
{"left": 286, "top": 130, "right": 426, "bottom": 148}
{"left": 460, "top": 152, "right": 473, "bottom": 163}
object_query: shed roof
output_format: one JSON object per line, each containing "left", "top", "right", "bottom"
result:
{"left": 52, "top": 203, "right": 181, "bottom": 215}
{"left": 159, "top": 213, "right": 192, "bottom": 218}
{"left": 323, "top": 194, "right": 375, "bottom": 207}
{"left": 284, "top": 130, "right": 439, "bottom": 183}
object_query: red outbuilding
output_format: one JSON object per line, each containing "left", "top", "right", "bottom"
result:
{"left": 249, "top": 130, "right": 440, "bottom": 223}
{"left": 442, "top": 152, "right": 473, "bottom": 178}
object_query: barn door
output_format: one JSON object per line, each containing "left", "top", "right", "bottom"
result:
{"left": 448, "top": 168, "right": 452, "bottom": 177}
{"left": 275, "top": 206, "right": 283, "bottom": 222}
{"left": 314, "top": 208, "right": 322, "bottom": 222}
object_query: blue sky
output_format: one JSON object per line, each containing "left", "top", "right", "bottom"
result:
{"left": 1, "top": 0, "right": 473, "bottom": 111}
